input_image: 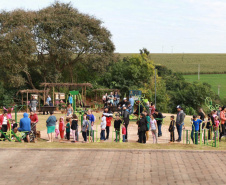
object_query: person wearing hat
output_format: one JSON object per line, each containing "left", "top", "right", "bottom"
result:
{"left": 0, "top": 110, "right": 8, "bottom": 140}
{"left": 176, "top": 105, "right": 185, "bottom": 142}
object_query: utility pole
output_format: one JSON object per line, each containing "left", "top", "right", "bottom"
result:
{"left": 155, "top": 68, "right": 157, "bottom": 108}
{"left": 198, "top": 64, "right": 200, "bottom": 80}
{"left": 171, "top": 46, "right": 174, "bottom": 54}
{"left": 218, "top": 85, "right": 221, "bottom": 96}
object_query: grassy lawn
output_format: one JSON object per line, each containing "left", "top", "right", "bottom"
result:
{"left": 119, "top": 53, "right": 226, "bottom": 74}
{"left": 0, "top": 138, "right": 225, "bottom": 151}
{"left": 184, "top": 74, "right": 226, "bottom": 99}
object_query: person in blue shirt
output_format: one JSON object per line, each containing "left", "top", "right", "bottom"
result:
{"left": 129, "top": 96, "right": 134, "bottom": 112}
{"left": 191, "top": 115, "right": 202, "bottom": 144}
{"left": 15, "top": 113, "right": 31, "bottom": 142}
{"left": 46, "top": 95, "right": 51, "bottom": 105}
{"left": 68, "top": 94, "right": 73, "bottom": 105}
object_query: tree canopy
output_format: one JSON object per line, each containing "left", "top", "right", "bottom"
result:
{"left": 0, "top": 2, "right": 115, "bottom": 89}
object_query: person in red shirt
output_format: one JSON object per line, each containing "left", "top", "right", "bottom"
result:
{"left": 122, "top": 124, "right": 126, "bottom": 142}
{"left": 59, "top": 117, "right": 65, "bottom": 142}
{"left": 103, "top": 107, "right": 113, "bottom": 140}
{"left": 30, "top": 111, "right": 39, "bottom": 137}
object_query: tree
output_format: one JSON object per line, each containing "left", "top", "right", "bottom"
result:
{"left": 0, "top": 2, "right": 115, "bottom": 89}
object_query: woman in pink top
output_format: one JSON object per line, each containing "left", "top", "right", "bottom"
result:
{"left": 220, "top": 106, "right": 226, "bottom": 140}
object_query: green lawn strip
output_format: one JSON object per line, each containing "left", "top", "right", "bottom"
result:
{"left": 184, "top": 74, "right": 226, "bottom": 99}
{"left": 0, "top": 138, "right": 226, "bottom": 150}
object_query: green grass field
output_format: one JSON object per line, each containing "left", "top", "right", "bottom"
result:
{"left": 184, "top": 74, "right": 226, "bottom": 99}
{"left": 119, "top": 53, "right": 226, "bottom": 74}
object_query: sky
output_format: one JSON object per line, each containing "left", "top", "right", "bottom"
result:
{"left": 1, "top": 0, "right": 226, "bottom": 53}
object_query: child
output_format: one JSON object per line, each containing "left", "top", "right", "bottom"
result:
{"left": 191, "top": 115, "right": 202, "bottom": 144}
{"left": 122, "top": 124, "right": 126, "bottom": 142}
{"left": 114, "top": 114, "right": 122, "bottom": 141}
{"left": 214, "top": 116, "right": 220, "bottom": 138}
{"left": 100, "top": 113, "right": 106, "bottom": 141}
{"left": 12, "top": 119, "right": 17, "bottom": 130}
{"left": 3, "top": 107, "right": 13, "bottom": 119}
{"left": 168, "top": 115, "right": 175, "bottom": 143}
{"left": 55, "top": 120, "right": 59, "bottom": 139}
{"left": 144, "top": 111, "right": 150, "bottom": 141}
{"left": 59, "top": 117, "right": 65, "bottom": 142}
{"left": 150, "top": 114, "right": 157, "bottom": 144}
{"left": 206, "top": 114, "right": 212, "bottom": 140}
{"left": 71, "top": 114, "right": 78, "bottom": 143}
{"left": 82, "top": 114, "right": 88, "bottom": 143}
{"left": 87, "top": 116, "right": 92, "bottom": 142}
{"left": 66, "top": 118, "right": 71, "bottom": 141}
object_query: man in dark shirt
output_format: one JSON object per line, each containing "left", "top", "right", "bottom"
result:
{"left": 154, "top": 109, "right": 163, "bottom": 137}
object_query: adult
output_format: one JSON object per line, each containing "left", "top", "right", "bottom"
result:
{"left": 66, "top": 104, "right": 73, "bottom": 117}
{"left": 102, "top": 93, "right": 108, "bottom": 107}
{"left": 154, "top": 109, "right": 163, "bottom": 137}
{"left": 138, "top": 113, "right": 147, "bottom": 143}
{"left": 217, "top": 106, "right": 222, "bottom": 120}
{"left": 220, "top": 106, "right": 226, "bottom": 139}
{"left": 129, "top": 96, "right": 134, "bottom": 112}
{"left": 43, "top": 101, "right": 49, "bottom": 115}
{"left": 0, "top": 110, "right": 8, "bottom": 140}
{"left": 122, "top": 105, "right": 130, "bottom": 142}
{"left": 149, "top": 103, "right": 155, "bottom": 116}
{"left": 103, "top": 107, "right": 113, "bottom": 140}
{"left": 16, "top": 113, "right": 31, "bottom": 142}
{"left": 29, "top": 96, "right": 38, "bottom": 113}
{"left": 46, "top": 95, "right": 51, "bottom": 105}
{"left": 30, "top": 111, "right": 39, "bottom": 138}
{"left": 118, "top": 97, "right": 129, "bottom": 108}
{"left": 108, "top": 92, "right": 114, "bottom": 105}
{"left": 114, "top": 92, "right": 120, "bottom": 106}
{"left": 176, "top": 105, "right": 185, "bottom": 142}
{"left": 134, "top": 101, "right": 143, "bottom": 117}
{"left": 46, "top": 112, "right": 57, "bottom": 142}
{"left": 68, "top": 94, "right": 73, "bottom": 105}
{"left": 198, "top": 108, "right": 206, "bottom": 130}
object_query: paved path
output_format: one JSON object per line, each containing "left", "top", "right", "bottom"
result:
{"left": 0, "top": 149, "right": 225, "bottom": 185}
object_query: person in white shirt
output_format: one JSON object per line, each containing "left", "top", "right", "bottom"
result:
{"left": 0, "top": 110, "right": 8, "bottom": 139}
{"left": 100, "top": 114, "right": 106, "bottom": 141}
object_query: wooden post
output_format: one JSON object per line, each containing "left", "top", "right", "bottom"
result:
{"left": 53, "top": 86, "right": 55, "bottom": 106}
{"left": 43, "top": 88, "right": 45, "bottom": 105}
{"left": 22, "top": 94, "right": 23, "bottom": 105}
{"left": 84, "top": 86, "right": 86, "bottom": 105}
{"left": 26, "top": 91, "right": 28, "bottom": 113}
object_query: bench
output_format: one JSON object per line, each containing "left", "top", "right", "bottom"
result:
{"left": 39, "top": 106, "right": 56, "bottom": 114}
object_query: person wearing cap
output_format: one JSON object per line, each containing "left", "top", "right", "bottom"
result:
{"left": 0, "top": 110, "right": 8, "bottom": 140}
{"left": 118, "top": 97, "right": 129, "bottom": 108}
{"left": 122, "top": 105, "right": 129, "bottom": 141}
{"left": 154, "top": 109, "right": 163, "bottom": 137}
{"left": 176, "top": 105, "right": 185, "bottom": 142}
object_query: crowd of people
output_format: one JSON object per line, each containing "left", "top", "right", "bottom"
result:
{"left": 0, "top": 91, "right": 226, "bottom": 145}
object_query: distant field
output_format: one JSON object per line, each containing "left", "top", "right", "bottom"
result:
{"left": 184, "top": 74, "right": 226, "bottom": 100}
{"left": 119, "top": 53, "right": 226, "bottom": 74}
